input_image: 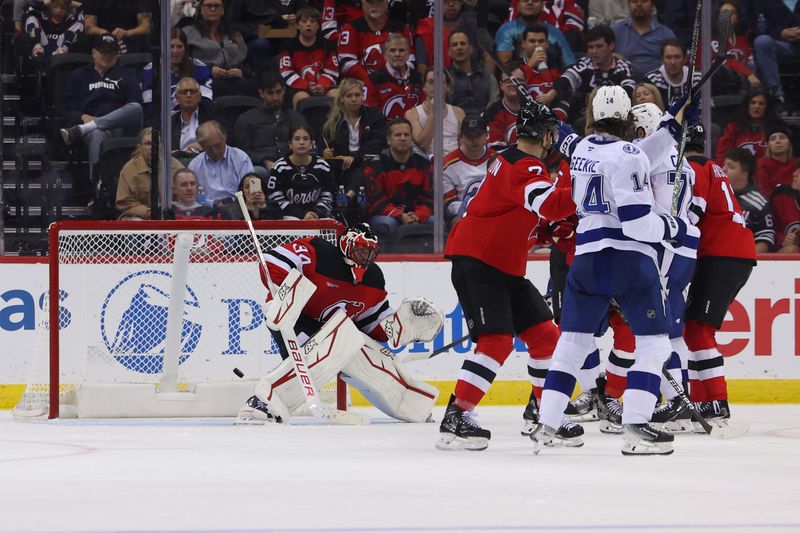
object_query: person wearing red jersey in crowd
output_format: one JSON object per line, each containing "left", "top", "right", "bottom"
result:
{"left": 715, "top": 88, "right": 781, "bottom": 164}
{"left": 437, "top": 100, "right": 578, "bottom": 451}
{"left": 337, "top": 0, "right": 414, "bottom": 85}
{"left": 413, "top": 0, "right": 489, "bottom": 74}
{"left": 321, "top": 0, "right": 365, "bottom": 42}
{"left": 755, "top": 124, "right": 798, "bottom": 198}
{"left": 236, "top": 223, "right": 443, "bottom": 424}
{"left": 164, "top": 169, "right": 221, "bottom": 220}
{"left": 519, "top": 24, "right": 562, "bottom": 98}
{"left": 485, "top": 61, "right": 526, "bottom": 150}
{"left": 365, "top": 33, "right": 424, "bottom": 120}
{"left": 442, "top": 114, "right": 494, "bottom": 228}
{"left": 506, "top": 0, "right": 585, "bottom": 51}
{"left": 707, "top": 2, "right": 759, "bottom": 91}
{"left": 771, "top": 162, "right": 800, "bottom": 252}
{"left": 279, "top": 6, "right": 339, "bottom": 110}
{"left": 685, "top": 124, "right": 756, "bottom": 428}
{"left": 364, "top": 117, "right": 433, "bottom": 237}
{"left": 406, "top": 69, "right": 464, "bottom": 159}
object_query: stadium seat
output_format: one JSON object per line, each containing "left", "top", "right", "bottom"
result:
{"left": 296, "top": 96, "right": 333, "bottom": 144}
{"left": 392, "top": 224, "right": 434, "bottom": 254}
{"left": 93, "top": 136, "right": 138, "bottom": 219}
{"left": 118, "top": 53, "right": 153, "bottom": 72}
{"left": 211, "top": 95, "right": 263, "bottom": 137}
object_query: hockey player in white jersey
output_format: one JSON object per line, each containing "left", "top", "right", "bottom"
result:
{"left": 531, "top": 86, "right": 688, "bottom": 455}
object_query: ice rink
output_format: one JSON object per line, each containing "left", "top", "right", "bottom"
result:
{"left": 1, "top": 404, "right": 798, "bottom": 533}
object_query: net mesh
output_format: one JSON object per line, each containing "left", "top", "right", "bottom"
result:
{"left": 13, "top": 222, "right": 343, "bottom": 419}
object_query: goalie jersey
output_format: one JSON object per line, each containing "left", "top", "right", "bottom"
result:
{"left": 570, "top": 135, "right": 668, "bottom": 260}
{"left": 262, "top": 237, "right": 393, "bottom": 341}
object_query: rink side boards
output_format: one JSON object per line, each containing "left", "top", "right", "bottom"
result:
{"left": 0, "top": 254, "right": 799, "bottom": 408}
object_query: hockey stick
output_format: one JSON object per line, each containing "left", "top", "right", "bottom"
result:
{"left": 235, "top": 192, "right": 363, "bottom": 424}
{"left": 401, "top": 334, "right": 470, "bottom": 363}
{"left": 660, "top": 366, "right": 749, "bottom": 439}
{"left": 479, "top": 41, "right": 534, "bottom": 105}
{"left": 671, "top": 0, "right": 704, "bottom": 216}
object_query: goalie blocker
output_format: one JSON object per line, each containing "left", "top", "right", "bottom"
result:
{"left": 237, "top": 224, "right": 443, "bottom": 424}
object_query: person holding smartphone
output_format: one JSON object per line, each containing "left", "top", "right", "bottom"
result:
{"left": 221, "top": 172, "right": 282, "bottom": 220}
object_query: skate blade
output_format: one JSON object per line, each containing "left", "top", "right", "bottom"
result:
{"left": 234, "top": 416, "right": 271, "bottom": 426}
{"left": 521, "top": 420, "right": 537, "bottom": 437}
{"left": 599, "top": 420, "right": 623, "bottom": 434}
{"left": 545, "top": 436, "right": 584, "bottom": 448}
{"left": 656, "top": 420, "right": 695, "bottom": 434}
{"left": 569, "top": 412, "right": 599, "bottom": 422}
{"left": 435, "top": 433, "right": 489, "bottom": 451}
{"left": 621, "top": 440, "right": 674, "bottom": 455}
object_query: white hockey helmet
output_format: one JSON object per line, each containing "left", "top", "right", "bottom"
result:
{"left": 631, "top": 102, "right": 663, "bottom": 138}
{"left": 592, "top": 85, "right": 632, "bottom": 122}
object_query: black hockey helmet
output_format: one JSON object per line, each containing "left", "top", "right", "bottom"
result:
{"left": 686, "top": 123, "right": 706, "bottom": 151}
{"left": 516, "top": 100, "right": 559, "bottom": 142}
{"left": 339, "top": 223, "right": 379, "bottom": 284}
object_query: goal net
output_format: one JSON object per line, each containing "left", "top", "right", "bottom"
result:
{"left": 13, "top": 220, "right": 347, "bottom": 419}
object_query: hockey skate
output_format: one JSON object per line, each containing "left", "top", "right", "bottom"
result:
{"left": 436, "top": 398, "right": 491, "bottom": 451}
{"left": 529, "top": 416, "right": 585, "bottom": 454}
{"left": 565, "top": 388, "right": 599, "bottom": 422}
{"left": 621, "top": 423, "right": 675, "bottom": 455}
{"left": 235, "top": 395, "right": 283, "bottom": 425}
{"left": 692, "top": 400, "right": 731, "bottom": 433}
{"left": 520, "top": 391, "right": 539, "bottom": 436}
{"left": 596, "top": 393, "right": 623, "bottom": 434}
{"left": 651, "top": 397, "right": 693, "bottom": 434}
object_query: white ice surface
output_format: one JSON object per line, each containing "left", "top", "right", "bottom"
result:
{"left": 1, "top": 405, "right": 798, "bottom": 533}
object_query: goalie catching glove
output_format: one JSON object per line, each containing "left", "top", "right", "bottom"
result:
{"left": 380, "top": 297, "right": 445, "bottom": 350}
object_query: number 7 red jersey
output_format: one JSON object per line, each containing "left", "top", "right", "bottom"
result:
{"left": 688, "top": 156, "right": 756, "bottom": 261}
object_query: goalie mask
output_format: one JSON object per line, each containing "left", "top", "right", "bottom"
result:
{"left": 339, "top": 223, "right": 379, "bottom": 284}
{"left": 516, "top": 100, "right": 559, "bottom": 143}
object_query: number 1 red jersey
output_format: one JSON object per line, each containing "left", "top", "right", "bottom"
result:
{"left": 445, "top": 147, "right": 575, "bottom": 277}
{"left": 688, "top": 156, "right": 756, "bottom": 261}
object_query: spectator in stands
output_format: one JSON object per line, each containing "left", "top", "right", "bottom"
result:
{"left": 520, "top": 24, "right": 563, "bottom": 99}
{"left": 405, "top": 69, "right": 464, "bottom": 159}
{"left": 715, "top": 88, "right": 781, "bottom": 163}
{"left": 366, "top": 33, "right": 424, "bottom": 120}
{"left": 414, "top": 0, "right": 489, "bottom": 74}
{"left": 82, "top": 0, "right": 151, "bottom": 54}
{"left": 220, "top": 172, "right": 281, "bottom": 220}
{"left": 506, "top": 0, "right": 586, "bottom": 52}
{"left": 633, "top": 81, "right": 665, "bottom": 110}
{"left": 337, "top": 0, "right": 415, "bottom": 84}
{"left": 225, "top": 0, "right": 302, "bottom": 73}
{"left": 364, "top": 117, "right": 433, "bottom": 237}
{"left": 279, "top": 6, "right": 339, "bottom": 110}
{"left": 116, "top": 127, "right": 184, "bottom": 220}
{"left": 725, "top": 148, "right": 776, "bottom": 253}
{"left": 445, "top": 30, "right": 499, "bottom": 115}
{"left": 486, "top": 62, "right": 526, "bottom": 150}
{"left": 495, "top": 0, "right": 576, "bottom": 71}
{"left": 755, "top": 124, "right": 798, "bottom": 197}
{"left": 753, "top": 0, "right": 800, "bottom": 103}
{"left": 443, "top": 114, "right": 493, "bottom": 228}
{"left": 232, "top": 71, "right": 305, "bottom": 173}
{"left": 644, "top": 39, "right": 702, "bottom": 105}
{"left": 539, "top": 25, "right": 635, "bottom": 122}
{"left": 141, "top": 27, "right": 213, "bottom": 116}
{"left": 266, "top": 124, "right": 336, "bottom": 220}
{"left": 320, "top": 0, "right": 363, "bottom": 42}
{"left": 188, "top": 120, "right": 254, "bottom": 207}
{"left": 710, "top": 1, "right": 758, "bottom": 94}
{"left": 60, "top": 34, "right": 143, "bottom": 177}
{"left": 20, "top": 0, "right": 82, "bottom": 60}
{"left": 183, "top": 0, "right": 256, "bottom": 98}
{"left": 163, "top": 168, "right": 220, "bottom": 219}
{"left": 587, "top": 0, "right": 629, "bottom": 29}
{"left": 611, "top": 0, "right": 675, "bottom": 81}
{"left": 771, "top": 163, "right": 800, "bottom": 253}
{"left": 171, "top": 77, "right": 214, "bottom": 157}
{"left": 321, "top": 77, "right": 388, "bottom": 195}
{"left": 13, "top": 0, "right": 44, "bottom": 34}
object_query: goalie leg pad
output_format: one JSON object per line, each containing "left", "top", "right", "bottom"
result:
{"left": 342, "top": 337, "right": 439, "bottom": 422}
{"left": 255, "top": 309, "right": 365, "bottom": 419}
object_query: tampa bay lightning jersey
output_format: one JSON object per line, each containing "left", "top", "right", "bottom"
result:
{"left": 570, "top": 134, "right": 667, "bottom": 260}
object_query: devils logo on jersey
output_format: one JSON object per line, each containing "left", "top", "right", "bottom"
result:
{"left": 319, "top": 299, "right": 366, "bottom": 322}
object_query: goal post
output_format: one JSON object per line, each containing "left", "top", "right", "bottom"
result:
{"left": 16, "top": 219, "right": 347, "bottom": 420}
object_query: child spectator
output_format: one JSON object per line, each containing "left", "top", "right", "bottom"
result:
{"left": 21, "top": 0, "right": 82, "bottom": 59}
{"left": 725, "top": 148, "right": 775, "bottom": 253}
{"left": 220, "top": 172, "right": 282, "bottom": 220}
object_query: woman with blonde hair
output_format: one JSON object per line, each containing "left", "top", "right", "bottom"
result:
{"left": 633, "top": 83, "right": 665, "bottom": 111}
{"left": 322, "top": 77, "right": 388, "bottom": 195}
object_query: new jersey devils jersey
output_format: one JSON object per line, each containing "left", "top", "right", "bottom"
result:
{"left": 279, "top": 37, "right": 339, "bottom": 92}
{"left": 365, "top": 66, "right": 423, "bottom": 120}
{"left": 688, "top": 156, "right": 756, "bottom": 261}
{"left": 337, "top": 17, "right": 415, "bottom": 83}
{"left": 263, "top": 237, "right": 393, "bottom": 340}
{"left": 321, "top": 0, "right": 363, "bottom": 42}
{"left": 485, "top": 99, "right": 518, "bottom": 150}
{"left": 521, "top": 63, "right": 561, "bottom": 97}
{"left": 445, "top": 147, "right": 575, "bottom": 277}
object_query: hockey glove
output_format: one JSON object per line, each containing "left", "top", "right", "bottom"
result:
{"left": 660, "top": 214, "right": 688, "bottom": 247}
{"left": 556, "top": 121, "right": 581, "bottom": 159}
{"left": 660, "top": 94, "right": 692, "bottom": 143}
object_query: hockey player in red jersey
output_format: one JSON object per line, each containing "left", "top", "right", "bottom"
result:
{"left": 236, "top": 223, "right": 443, "bottom": 425}
{"left": 437, "top": 100, "right": 578, "bottom": 451}
{"left": 684, "top": 124, "right": 756, "bottom": 429}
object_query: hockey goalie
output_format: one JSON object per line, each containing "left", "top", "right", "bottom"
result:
{"left": 236, "top": 223, "right": 443, "bottom": 424}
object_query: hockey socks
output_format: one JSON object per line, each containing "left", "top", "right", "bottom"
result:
{"left": 519, "top": 321, "right": 559, "bottom": 402}
{"left": 604, "top": 312, "right": 636, "bottom": 398}
{"left": 453, "top": 333, "right": 513, "bottom": 411}
{"left": 621, "top": 334, "right": 671, "bottom": 425}
{"left": 539, "top": 331, "right": 595, "bottom": 430}
{"left": 685, "top": 320, "right": 728, "bottom": 402}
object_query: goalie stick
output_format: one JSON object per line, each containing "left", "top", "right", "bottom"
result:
{"left": 235, "top": 192, "right": 364, "bottom": 425}
{"left": 401, "top": 334, "right": 471, "bottom": 363}
{"left": 660, "top": 366, "right": 749, "bottom": 439}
